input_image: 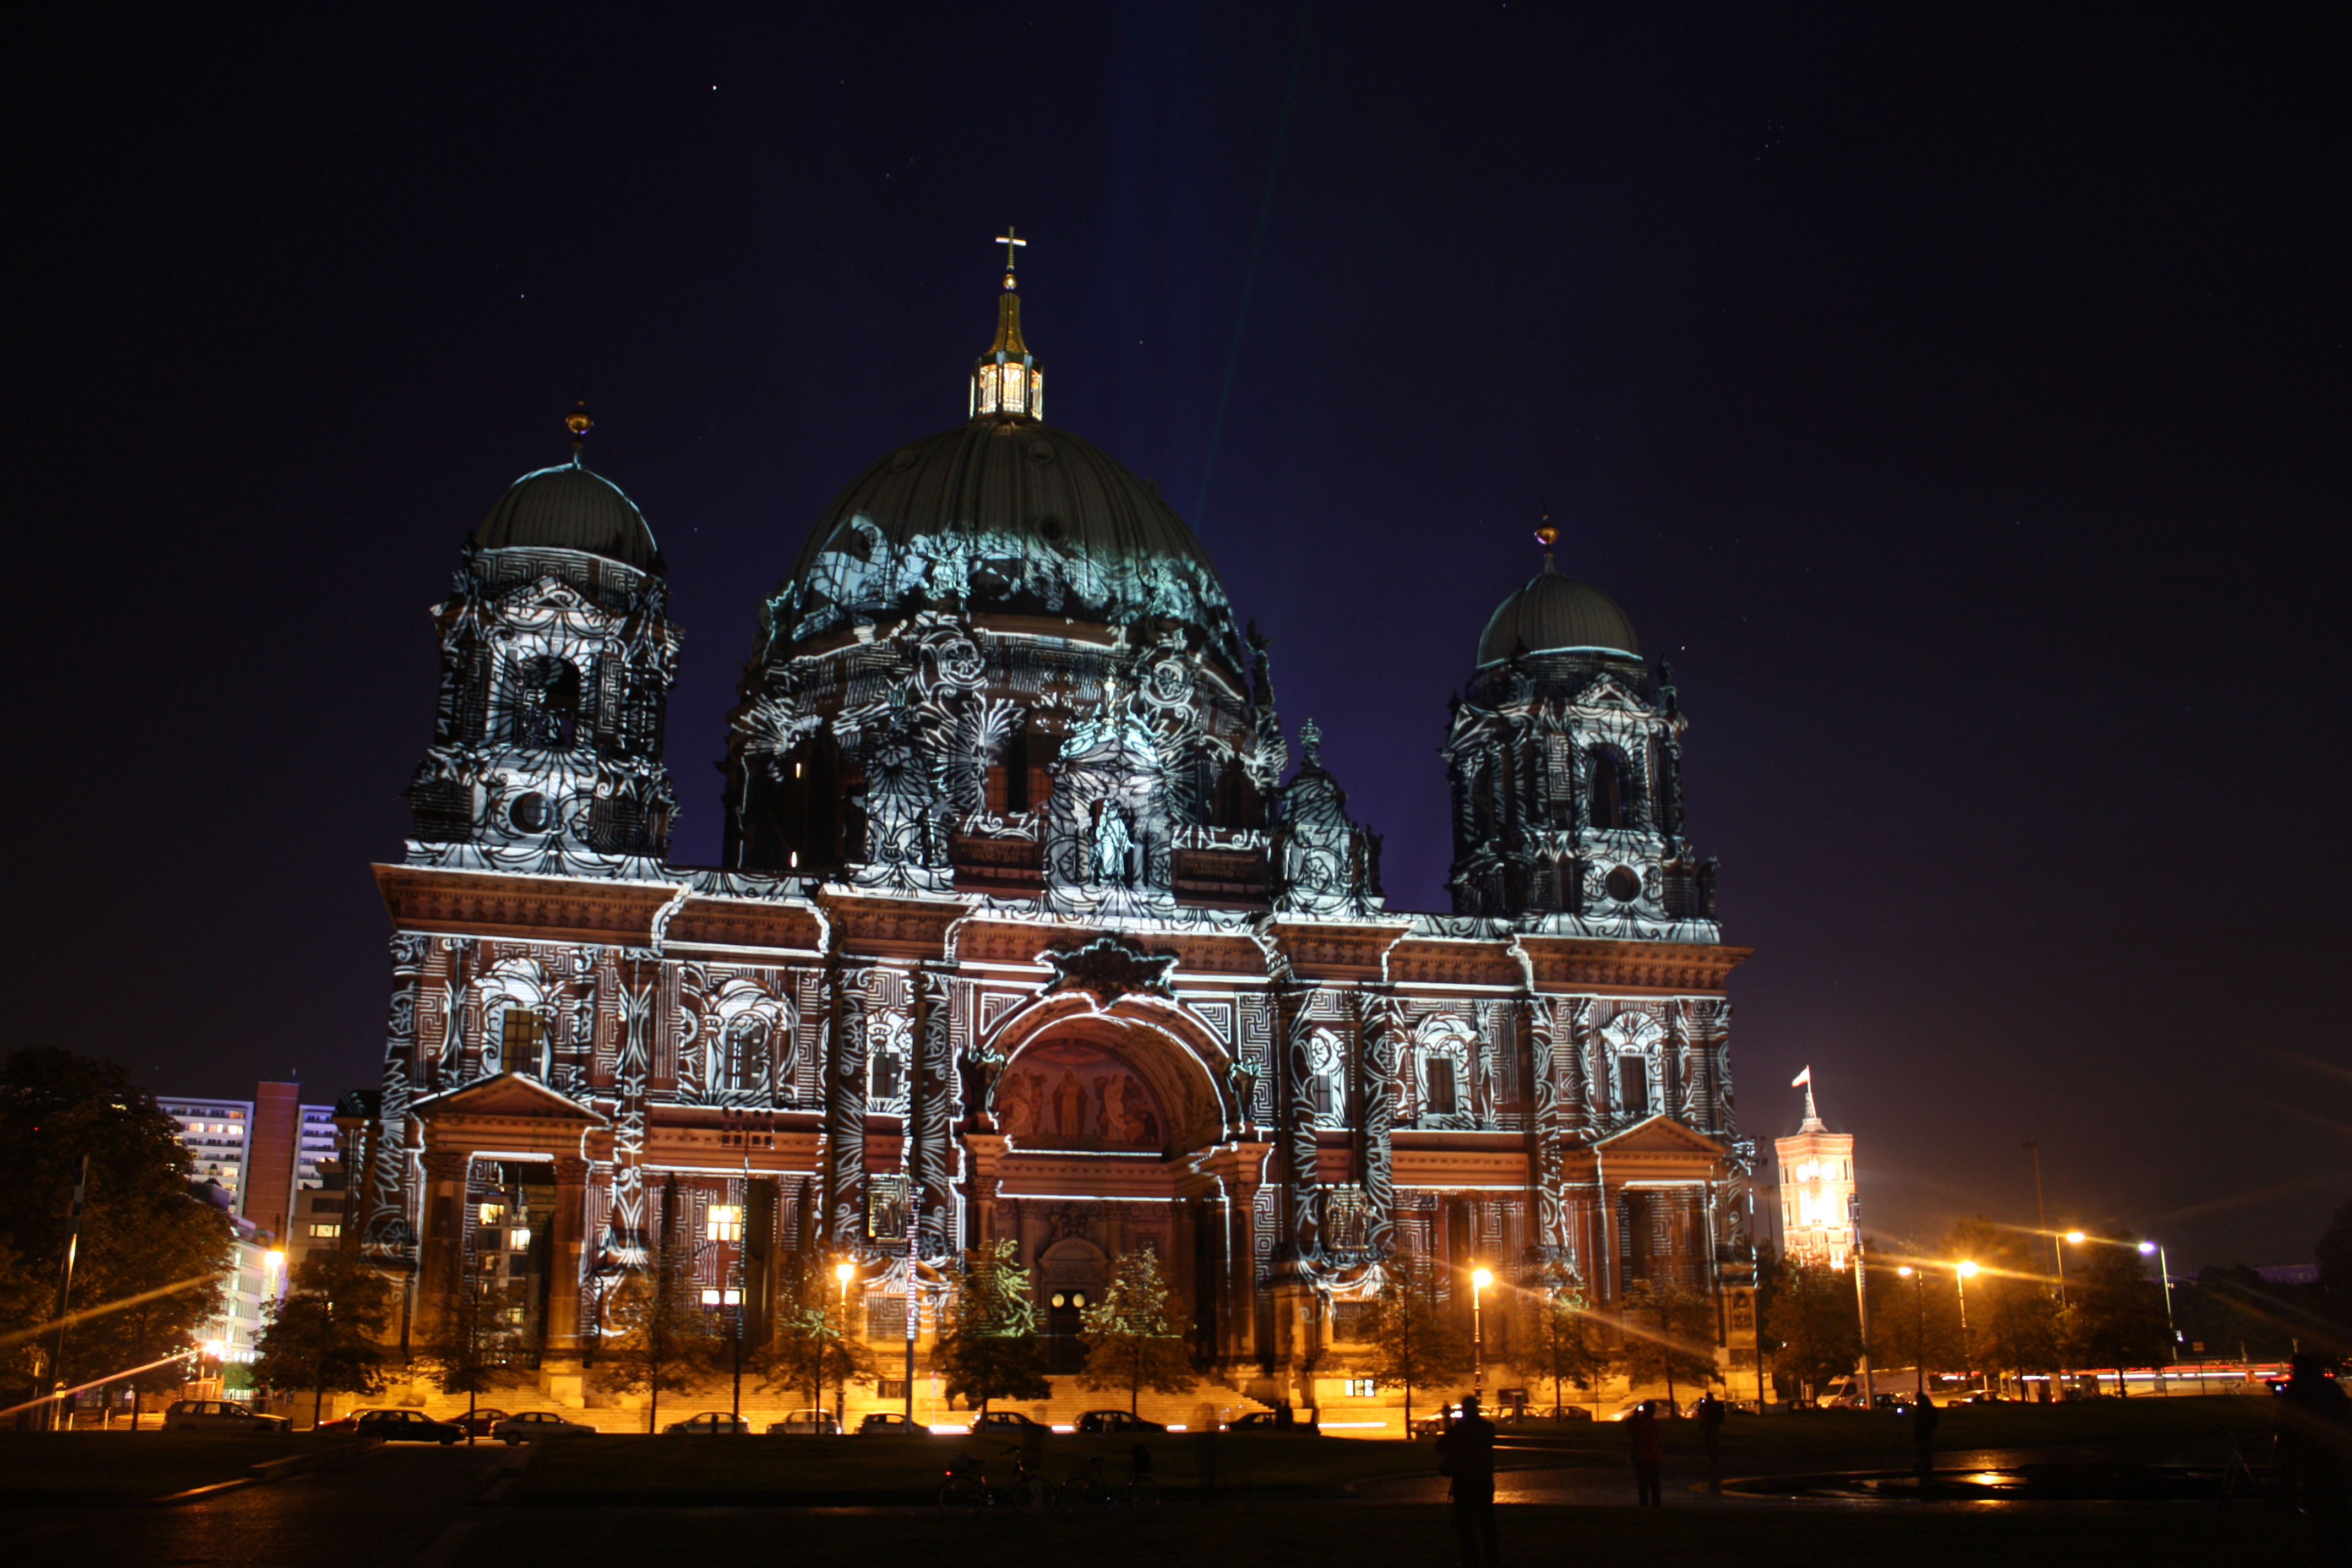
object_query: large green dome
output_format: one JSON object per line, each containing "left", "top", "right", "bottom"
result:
{"left": 1477, "top": 562, "right": 1640, "bottom": 664}
{"left": 768, "top": 413, "right": 1244, "bottom": 669}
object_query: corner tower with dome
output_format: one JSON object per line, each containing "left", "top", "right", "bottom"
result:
{"left": 355, "top": 246, "right": 1758, "bottom": 1426}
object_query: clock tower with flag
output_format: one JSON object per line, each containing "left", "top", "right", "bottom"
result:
{"left": 1773, "top": 1068, "right": 1859, "bottom": 1271}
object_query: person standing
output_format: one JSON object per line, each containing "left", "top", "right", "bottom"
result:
{"left": 1628, "top": 1400, "right": 1665, "bottom": 1506}
{"left": 1436, "top": 1391, "right": 1501, "bottom": 1564}
{"left": 1910, "top": 1394, "right": 1941, "bottom": 1487}
{"left": 1696, "top": 1392, "right": 1727, "bottom": 1493}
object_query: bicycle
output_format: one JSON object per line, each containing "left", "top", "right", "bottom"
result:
{"left": 938, "top": 1444, "right": 1058, "bottom": 1515}
{"left": 1059, "top": 1454, "right": 1160, "bottom": 1511}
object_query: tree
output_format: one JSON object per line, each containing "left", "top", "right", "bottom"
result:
{"left": 1077, "top": 1249, "right": 1196, "bottom": 1415}
{"left": 1511, "top": 1271, "right": 1616, "bottom": 1418}
{"left": 1869, "top": 1262, "right": 1966, "bottom": 1398}
{"left": 0, "top": 1049, "right": 231, "bottom": 1415}
{"left": 419, "top": 1275, "right": 527, "bottom": 1445}
{"left": 1622, "top": 1280, "right": 1721, "bottom": 1406}
{"left": 2065, "top": 1236, "right": 2171, "bottom": 1394}
{"left": 937, "top": 1238, "right": 1050, "bottom": 1416}
{"left": 592, "top": 1228, "right": 722, "bottom": 1433}
{"left": 1763, "top": 1263, "right": 1859, "bottom": 1399}
{"left": 760, "top": 1255, "right": 877, "bottom": 1417}
{"left": 252, "top": 1254, "right": 391, "bottom": 1429}
{"left": 1935, "top": 1219, "right": 2060, "bottom": 1387}
{"left": 1359, "top": 1252, "right": 1471, "bottom": 1433}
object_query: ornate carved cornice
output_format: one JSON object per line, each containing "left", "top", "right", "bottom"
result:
{"left": 374, "top": 864, "right": 680, "bottom": 946}
{"left": 1518, "top": 937, "right": 1751, "bottom": 993}
{"left": 1039, "top": 935, "right": 1178, "bottom": 1004}
{"left": 662, "top": 897, "right": 826, "bottom": 954}
{"left": 813, "top": 890, "right": 976, "bottom": 959}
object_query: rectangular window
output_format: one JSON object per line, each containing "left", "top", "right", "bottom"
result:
{"left": 509, "top": 1227, "right": 531, "bottom": 1250}
{"left": 706, "top": 1204, "right": 743, "bottom": 1243}
{"left": 1618, "top": 1058, "right": 1648, "bottom": 1117}
{"left": 877, "top": 1379, "right": 909, "bottom": 1402}
{"left": 307, "top": 1222, "right": 340, "bottom": 1238}
{"left": 1344, "top": 1377, "right": 1378, "bottom": 1398}
{"left": 1326, "top": 1185, "right": 1369, "bottom": 1250}
{"left": 700, "top": 1287, "right": 741, "bottom": 1306}
{"left": 1425, "top": 1057, "right": 1457, "bottom": 1115}
{"left": 866, "top": 1175, "right": 909, "bottom": 1242}
{"left": 865, "top": 1295, "right": 907, "bottom": 1338}
{"left": 1308, "top": 1070, "right": 1333, "bottom": 1117}
{"left": 869, "top": 1049, "right": 902, "bottom": 1102}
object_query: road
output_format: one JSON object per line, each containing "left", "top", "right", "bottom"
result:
{"left": 4, "top": 1444, "right": 516, "bottom": 1567}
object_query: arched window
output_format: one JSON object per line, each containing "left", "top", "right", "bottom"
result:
{"left": 515, "top": 657, "right": 582, "bottom": 750}
{"left": 1588, "top": 747, "right": 1631, "bottom": 831}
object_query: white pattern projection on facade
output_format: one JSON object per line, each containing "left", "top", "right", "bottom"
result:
{"left": 359, "top": 274, "right": 1760, "bottom": 1412}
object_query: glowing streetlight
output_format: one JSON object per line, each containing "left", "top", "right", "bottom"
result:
{"left": 2064, "top": 1229, "right": 2086, "bottom": 1245}
{"left": 1469, "top": 1267, "right": 1493, "bottom": 1396}
{"left": 1896, "top": 1267, "right": 1926, "bottom": 1401}
{"left": 832, "top": 1260, "right": 856, "bottom": 1426}
{"left": 1954, "top": 1261, "right": 1977, "bottom": 1392}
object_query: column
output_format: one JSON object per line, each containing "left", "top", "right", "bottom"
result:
{"left": 412, "top": 1147, "right": 471, "bottom": 1344}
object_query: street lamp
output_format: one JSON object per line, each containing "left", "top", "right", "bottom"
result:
{"left": 1469, "top": 1267, "right": 1493, "bottom": 1396}
{"left": 2138, "top": 1240, "right": 2178, "bottom": 1382}
{"left": 1896, "top": 1266, "right": 1926, "bottom": 1402}
{"left": 1955, "top": 1262, "right": 1978, "bottom": 1395}
{"left": 833, "top": 1260, "right": 856, "bottom": 1428}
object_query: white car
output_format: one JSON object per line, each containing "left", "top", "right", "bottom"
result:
{"left": 493, "top": 1411, "right": 598, "bottom": 1443}
{"left": 162, "top": 1397, "right": 290, "bottom": 1433}
{"left": 767, "top": 1409, "right": 842, "bottom": 1434}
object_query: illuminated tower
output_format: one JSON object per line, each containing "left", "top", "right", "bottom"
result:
{"left": 402, "top": 408, "right": 681, "bottom": 877}
{"left": 1442, "top": 525, "right": 1714, "bottom": 929}
{"left": 1773, "top": 1069, "right": 1858, "bottom": 1271}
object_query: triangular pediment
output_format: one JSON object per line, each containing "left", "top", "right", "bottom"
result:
{"left": 1594, "top": 1113, "right": 1727, "bottom": 1157}
{"left": 412, "top": 1071, "right": 605, "bottom": 1124}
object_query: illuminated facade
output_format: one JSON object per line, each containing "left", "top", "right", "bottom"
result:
{"left": 1773, "top": 1075, "right": 1858, "bottom": 1271}
{"left": 358, "top": 256, "right": 1757, "bottom": 1414}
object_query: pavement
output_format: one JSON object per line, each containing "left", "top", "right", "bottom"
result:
{"left": 3, "top": 1443, "right": 521, "bottom": 1567}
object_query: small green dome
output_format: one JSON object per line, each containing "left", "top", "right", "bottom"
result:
{"left": 475, "top": 458, "right": 662, "bottom": 572}
{"left": 1476, "top": 563, "right": 1640, "bottom": 664}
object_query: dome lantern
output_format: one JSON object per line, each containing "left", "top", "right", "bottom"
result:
{"left": 970, "top": 226, "right": 1043, "bottom": 421}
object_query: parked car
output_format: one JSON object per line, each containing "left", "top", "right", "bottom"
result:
{"left": 1223, "top": 1411, "right": 1279, "bottom": 1430}
{"left": 493, "top": 1411, "right": 597, "bottom": 1444}
{"left": 1871, "top": 1393, "right": 1908, "bottom": 1411}
{"left": 454, "top": 1407, "right": 511, "bottom": 1438}
{"left": 665, "top": 1412, "right": 750, "bottom": 1435}
{"left": 855, "top": 1412, "right": 924, "bottom": 1435}
{"left": 971, "top": 1410, "right": 1046, "bottom": 1434}
{"left": 1528, "top": 1404, "right": 1596, "bottom": 1422}
{"left": 162, "top": 1398, "right": 290, "bottom": 1434}
{"left": 768, "top": 1409, "right": 842, "bottom": 1435}
{"left": 355, "top": 1409, "right": 464, "bottom": 1444}
{"left": 313, "top": 1406, "right": 391, "bottom": 1435}
{"left": 1077, "top": 1409, "right": 1167, "bottom": 1434}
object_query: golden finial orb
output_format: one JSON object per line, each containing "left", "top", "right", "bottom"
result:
{"left": 565, "top": 402, "right": 594, "bottom": 440}
{"left": 1534, "top": 521, "right": 1559, "bottom": 549}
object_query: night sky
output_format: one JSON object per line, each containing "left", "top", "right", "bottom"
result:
{"left": 14, "top": 6, "right": 2345, "bottom": 1275}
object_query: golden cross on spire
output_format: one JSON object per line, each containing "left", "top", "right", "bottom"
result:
{"left": 995, "top": 226, "right": 1027, "bottom": 289}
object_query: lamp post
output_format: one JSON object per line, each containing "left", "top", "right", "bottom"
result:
{"left": 1955, "top": 1262, "right": 1977, "bottom": 1395}
{"left": 1470, "top": 1267, "right": 1493, "bottom": 1396}
{"left": 834, "top": 1260, "right": 855, "bottom": 1429}
{"left": 1896, "top": 1267, "right": 1926, "bottom": 1402}
{"left": 2138, "top": 1240, "right": 2177, "bottom": 1390}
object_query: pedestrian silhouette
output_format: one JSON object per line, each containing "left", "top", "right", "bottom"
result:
{"left": 2275, "top": 1352, "right": 2350, "bottom": 1562}
{"left": 1628, "top": 1399, "right": 1665, "bottom": 1506}
{"left": 1436, "top": 1391, "right": 1501, "bottom": 1564}
{"left": 1910, "top": 1395, "right": 1941, "bottom": 1488}
{"left": 1697, "top": 1391, "right": 1726, "bottom": 1492}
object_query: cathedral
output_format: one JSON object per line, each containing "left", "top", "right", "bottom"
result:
{"left": 355, "top": 247, "right": 1759, "bottom": 1420}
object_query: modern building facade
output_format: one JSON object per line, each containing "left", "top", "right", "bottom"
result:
{"left": 357, "top": 258, "right": 1760, "bottom": 1411}
{"left": 161, "top": 1086, "right": 336, "bottom": 1237}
